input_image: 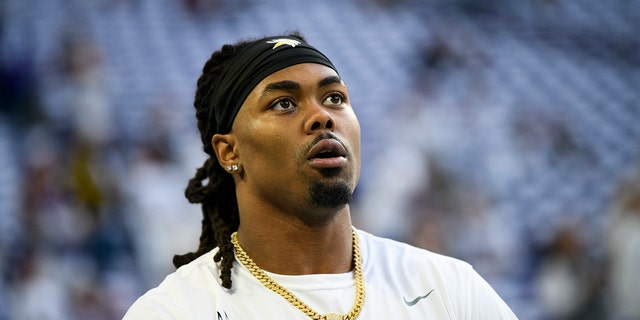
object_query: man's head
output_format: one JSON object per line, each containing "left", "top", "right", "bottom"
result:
{"left": 175, "top": 33, "right": 360, "bottom": 288}
{"left": 213, "top": 61, "right": 361, "bottom": 222}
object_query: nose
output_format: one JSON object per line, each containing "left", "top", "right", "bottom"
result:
{"left": 304, "top": 103, "right": 334, "bottom": 134}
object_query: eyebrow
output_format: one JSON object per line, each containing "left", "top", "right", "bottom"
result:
{"left": 261, "top": 76, "right": 343, "bottom": 97}
{"left": 262, "top": 80, "right": 300, "bottom": 95}
{"left": 318, "top": 75, "right": 343, "bottom": 88}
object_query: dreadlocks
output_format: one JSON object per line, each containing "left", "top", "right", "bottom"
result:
{"left": 173, "top": 33, "right": 305, "bottom": 289}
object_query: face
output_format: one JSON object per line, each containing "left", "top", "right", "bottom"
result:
{"left": 218, "top": 63, "right": 361, "bottom": 218}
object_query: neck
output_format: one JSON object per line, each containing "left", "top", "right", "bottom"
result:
{"left": 236, "top": 206, "right": 354, "bottom": 275}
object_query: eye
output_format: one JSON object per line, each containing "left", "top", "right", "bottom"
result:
{"left": 323, "top": 93, "right": 344, "bottom": 106}
{"left": 270, "top": 98, "right": 296, "bottom": 111}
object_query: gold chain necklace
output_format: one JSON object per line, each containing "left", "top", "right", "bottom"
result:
{"left": 231, "top": 228, "right": 365, "bottom": 320}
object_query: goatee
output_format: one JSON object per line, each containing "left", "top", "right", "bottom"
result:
{"left": 309, "top": 181, "right": 352, "bottom": 208}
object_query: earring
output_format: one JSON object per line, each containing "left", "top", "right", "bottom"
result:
{"left": 227, "top": 165, "right": 238, "bottom": 172}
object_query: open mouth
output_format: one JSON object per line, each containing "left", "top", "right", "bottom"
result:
{"left": 307, "top": 139, "right": 347, "bottom": 159}
{"left": 306, "top": 139, "right": 348, "bottom": 168}
{"left": 313, "top": 150, "right": 340, "bottom": 159}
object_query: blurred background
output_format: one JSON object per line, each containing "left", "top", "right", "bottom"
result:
{"left": 1, "top": 0, "right": 639, "bottom": 319}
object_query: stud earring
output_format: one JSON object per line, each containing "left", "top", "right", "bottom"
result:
{"left": 227, "top": 164, "right": 239, "bottom": 172}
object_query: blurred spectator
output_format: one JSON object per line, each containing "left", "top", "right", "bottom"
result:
{"left": 534, "top": 224, "right": 586, "bottom": 319}
{"left": 533, "top": 221, "right": 606, "bottom": 320}
{"left": 63, "top": 36, "right": 113, "bottom": 147}
{"left": 607, "top": 171, "right": 640, "bottom": 319}
{"left": 41, "top": 33, "right": 113, "bottom": 147}
{"left": 125, "top": 105, "right": 201, "bottom": 287}
{"left": 8, "top": 250, "right": 71, "bottom": 320}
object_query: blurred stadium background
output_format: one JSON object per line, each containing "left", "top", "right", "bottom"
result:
{"left": 1, "top": 0, "right": 639, "bottom": 319}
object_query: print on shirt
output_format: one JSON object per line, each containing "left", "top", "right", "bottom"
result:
{"left": 403, "top": 289, "right": 436, "bottom": 306}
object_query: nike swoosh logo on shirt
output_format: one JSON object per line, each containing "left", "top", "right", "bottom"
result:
{"left": 403, "top": 289, "right": 435, "bottom": 306}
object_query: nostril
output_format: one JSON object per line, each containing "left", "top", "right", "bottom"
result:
{"left": 308, "top": 118, "right": 333, "bottom": 132}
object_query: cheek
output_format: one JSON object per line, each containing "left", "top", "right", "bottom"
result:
{"left": 344, "top": 112, "right": 362, "bottom": 152}
{"left": 346, "top": 112, "right": 362, "bottom": 175}
{"left": 238, "top": 122, "right": 291, "bottom": 166}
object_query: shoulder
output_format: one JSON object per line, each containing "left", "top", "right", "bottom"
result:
{"left": 357, "top": 229, "right": 518, "bottom": 318}
{"left": 123, "top": 250, "right": 222, "bottom": 319}
{"left": 357, "top": 228, "right": 472, "bottom": 275}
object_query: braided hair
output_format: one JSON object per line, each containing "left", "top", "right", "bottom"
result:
{"left": 173, "top": 33, "right": 304, "bottom": 289}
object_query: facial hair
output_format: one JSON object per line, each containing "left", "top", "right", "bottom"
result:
{"left": 309, "top": 180, "right": 352, "bottom": 208}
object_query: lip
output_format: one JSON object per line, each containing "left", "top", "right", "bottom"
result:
{"left": 306, "top": 139, "right": 348, "bottom": 168}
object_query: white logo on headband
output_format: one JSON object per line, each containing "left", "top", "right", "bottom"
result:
{"left": 267, "top": 39, "right": 301, "bottom": 49}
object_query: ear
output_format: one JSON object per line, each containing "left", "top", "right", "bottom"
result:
{"left": 212, "top": 133, "right": 239, "bottom": 170}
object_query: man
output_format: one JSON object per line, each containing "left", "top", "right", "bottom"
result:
{"left": 124, "top": 33, "right": 517, "bottom": 319}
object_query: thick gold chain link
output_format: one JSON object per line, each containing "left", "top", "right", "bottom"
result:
{"left": 231, "top": 228, "right": 365, "bottom": 320}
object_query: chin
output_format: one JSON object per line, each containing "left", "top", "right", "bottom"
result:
{"left": 309, "top": 180, "right": 353, "bottom": 208}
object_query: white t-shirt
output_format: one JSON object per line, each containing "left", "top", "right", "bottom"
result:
{"left": 124, "top": 229, "right": 518, "bottom": 319}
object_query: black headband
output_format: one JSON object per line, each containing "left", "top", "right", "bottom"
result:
{"left": 210, "top": 36, "right": 338, "bottom": 134}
